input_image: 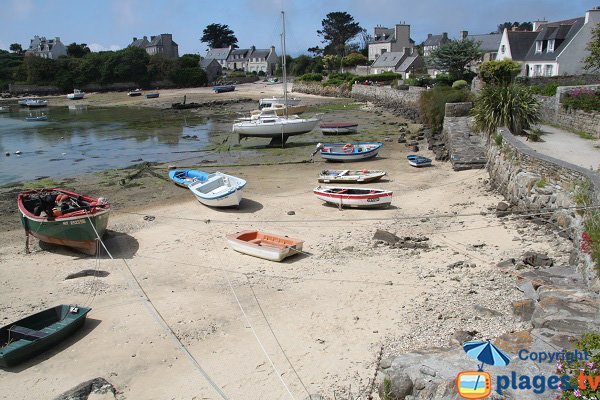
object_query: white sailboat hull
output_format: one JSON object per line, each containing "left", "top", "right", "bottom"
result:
{"left": 188, "top": 173, "right": 246, "bottom": 207}
{"left": 233, "top": 117, "right": 319, "bottom": 138}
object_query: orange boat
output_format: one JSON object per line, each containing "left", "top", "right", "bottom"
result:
{"left": 226, "top": 230, "right": 304, "bottom": 262}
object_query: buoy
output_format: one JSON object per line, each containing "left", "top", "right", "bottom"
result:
{"left": 5, "top": 152, "right": 9, "bottom": 156}
{"left": 14, "top": 150, "right": 21, "bottom": 155}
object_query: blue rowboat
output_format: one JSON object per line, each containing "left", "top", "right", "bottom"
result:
{"left": 25, "top": 115, "right": 48, "bottom": 122}
{"left": 188, "top": 172, "right": 246, "bottom": 208}
{"left": 213, "top": 85, "right": 235, "bottom": 93}
{"left": 316, "top": 142, "right": 383, "bottom": 162}
{"left": 407, "top": 154, "right": 432, "bottom": 167}
{"left": 145, "top": 93, "right": 159, "bottom": 99}
{"left": 168, "top": 169, "right": 210, "bottom": 188}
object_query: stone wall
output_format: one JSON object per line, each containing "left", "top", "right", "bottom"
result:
{"left": 8, "top": 81, "right": 181, "bottom": 95}
{"left": 291, "top": 82, "right": 352, "bottom": 98}
{"left": 534, "top": 84, "right": 600, "bottom": 138}
{"left": 351, "top": 85, "right": 423, "bottom": 121}
{"left": 488, "top": 127, "right": 600, "bottom": 289}
{"left": 441, "top": 103, "right": 487, "bottom": 171}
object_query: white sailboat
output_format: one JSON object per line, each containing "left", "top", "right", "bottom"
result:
{"left": 232, "top": 11, "right": 319, "bottom": 145}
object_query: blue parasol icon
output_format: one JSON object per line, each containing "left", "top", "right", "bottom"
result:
{"left": 463, "top": 340, "right": 511, "bottom": 370}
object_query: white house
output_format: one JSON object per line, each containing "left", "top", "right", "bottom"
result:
{"left": 205, "top": 46, "right": 233, "bottom": 69}
{"left": 226, "top": 46, "right": 277, "bottom": 75}
{"left": 25, "top": 36, "right": 67, "bottom": 59}
{"left": 370, "top": 47, "right": 424, "bottom": 78}
{"left": 368, "top": 24, "right": 414, "bottom": 62}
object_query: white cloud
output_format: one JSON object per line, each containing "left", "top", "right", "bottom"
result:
{"left": 88, "top": 43, "right": 122, "bottom": 52}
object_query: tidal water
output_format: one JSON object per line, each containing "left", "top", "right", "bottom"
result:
{"left": 0, "top": 105, "right": 224, "bottom": 185}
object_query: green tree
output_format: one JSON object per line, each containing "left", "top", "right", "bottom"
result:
{"left": 478, "top": 60, "right": 521, "bottom": 85}
{"left": 427, "top": 39, "right": 482, "bottom": 80}
{"left": 66, "top": 43, "right": 90, "bottom": 58}
{"left": 317, "top": 11, "right": 363, "bottom": 56}
{"left": 584, "top": 23, "right": 600, "bottom": 71}
{"left": 201, "top": 23, "right": 238, "bottom": 49}
{"left": 147, "top": 55, "right": 177, "bottom": 82}
{"left": 307, "top": 46, "right": 324, "bottom": 56}
{"left": 101, "top": 47, "right": 149, "bottom": 85}
{"left": 497, "top": 21, "right": 532, "bottom": 33}
{"left": 322, "top": 54, "right": 342, "bottom": 71}
{"left": 179, "top": 54, "right": 200, "bottom": 68}
{"left": 9, "top": 43, "right": 23, "bottom": 54}
{"left": 342, "top": 52, "right": 368, "bottom": 67}
{"left": 473, "top": 84, "right": 540, "bottom": 136}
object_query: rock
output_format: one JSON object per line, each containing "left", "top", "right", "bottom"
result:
{"left": 511, "top": 299, "right": 536, "bottom": 321}
{"left": 342, "top": 246, "right": 354, "bottom": 252}
{"left": 373, "top": 229, "right": 400, "bottom": 245}
{"left": 380, "top": 357, "right": 393, "bottom": 370}
{"left": 411, "top": 145, "right": 419, "bottom": 152}
{"left": 496, "top": 258, "right": 515, "bottom": 269}
{"left": 522, "top": 251, "right": 553, "bottom": 267}
{"left": 473, "top": 304, "right": 502, "bottom": 317}
{"left": 419, "top": 365, "right": 437, "bottom": 377}
{"left": 446, "top": 261, "right": 465, "bottom": 270}
{"left": 496, "top": 201, "right": 510, "bottom": 212}
{"left": 449, "top": 330, "right": 477, "bottom": 346}
{"left": 287, "top": 210, "right": 295, "bottom": 215}
{"left": 53, "top": 378, "right": 117, "bottom": 400}
{"left": 516, "top": 280, "right": 539, "bottom": 301}
{"left": 379, "top": 371, "right": 413, "bottom": 400}
{"left": 494, "top": 330, "right": 533, "bottom": 353}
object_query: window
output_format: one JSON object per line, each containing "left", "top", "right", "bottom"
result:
{"left": 535, "top": 41, "right": 543, "bottom": 53}
{"left": 501, "top": 45, "right": 505, "bottom": 54}
{"left": 534, "top": 65, "right": 542, "bottom": 77}
{"left": 544, "top": 65, "right": 553, "bottom": 76}
{"left": 547, "top": 40, "right": 555, "bottom": 52}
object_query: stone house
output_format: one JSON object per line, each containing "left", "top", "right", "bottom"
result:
{"left": 498, "top": 8, "right": 600, "bottom": 77}
{"left": 199, "top": 58, "right": 222, "bottom": 82}
{"left": 423, "top": 32, "right": 449, "bottom": 57}
{"left": 25, "top": 36, "right": 67, "bottom": 59}
{"left": 129, "top": 34, "right": 179, "bottom": 59}
{"left": 460, "top": 31, "right": 502, "bottom": 62}
{"left": 371, "top": 47, "right": 424, "bottom": 78}
{"left": 205, "top": 47, "right": 233, "bottom": 69}
{"left": 368, "top": 24, "right": 414, "bottom": 62}
{"left": 226, "top": 46, "right": 277, "bottom": 75}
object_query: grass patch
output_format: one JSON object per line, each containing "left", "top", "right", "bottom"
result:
{"left": 494, "top": 133, "right": 503, "bottom": 146}
{"left": 575, "top": 131, "right": 596, "bottom": 140}
{"left": 23, "top": 178, "right": 60, "bottom": 189}
{"left": 536, "top": 177, "right": 547, "bottom": 188}
{"left": 573, "top": 179, "right": 592, "bottom": 206}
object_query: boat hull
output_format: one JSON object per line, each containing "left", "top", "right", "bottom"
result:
{"left": 226, "top": 231, "right": 304, "bottom": 262}
{"left": 318, "top": 170, "right": 386, "bottom": 183}
{"left": 407, "top": 155, "right": 432, "bottom": 167}
{"left": 66, "top": 94, "right": 84, "bottom": 100}
{"left": 259, "top": 97, "right": 300, "bottom": 108}
{"left": 18, "top": 189, "right": 111, "bottom": 255}
{"left": 189, "top": 173, "right": 246, "bottom": 208}
{"left": 314, "top": 187, "right": 392, "bottom": 208}
{"left": 0, "top": 305, "right": 91, "bottom": 368}
{"left": 233, "top": 117, "right": 319, "bottom": 138}
{"left": 320, "top": 124, "right": 358, "bottom": 135}
{"left": 213, "top": 85, "right": 235, "bottom": 93}
{"left": 168, "top": 169, "right": 209, "bottom": 188}
{"left": 145, "top": 93, "right": 160, "bottom": 98}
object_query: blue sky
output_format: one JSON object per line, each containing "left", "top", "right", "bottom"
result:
{"left": 0, "top": 0, "right": 598, "bottom": 56}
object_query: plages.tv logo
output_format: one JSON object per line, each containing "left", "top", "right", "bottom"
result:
{"left": 456, "top": 340, "right": 510, "bottom": 399}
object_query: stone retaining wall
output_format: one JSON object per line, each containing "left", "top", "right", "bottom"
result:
{"left": 291, "top": 82, "right": 352, "bottom": 98}
{"left": 351, "top": 85, "right": 423, "bottom": 121}
{"left": 487, "top": 127, "right": 600, "bottom": 289}
{"left": 9, "top": 80, "right": 184, "bottom": 95}
{"left": 534, "top": 84, "right": 600, "bottom": 138}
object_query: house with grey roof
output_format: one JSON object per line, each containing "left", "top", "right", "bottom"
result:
{"left": 129, "top": 34, "right": 179, "bottom": 59}
{"left": 423, "top": 33, "right": 449, "bottom": 57}
{"left": 496, "top": 29, "right": 539, "bottom": 62}
{"left": 371, "top": 48, "right": 424, "bottom": 78}
{"left": 226, "top": 46, "right": 277, "bottom": 75}
{"left": 498, "top": 8, "right": 600, "bottom": 77}
{"left": 460, "top": 31, "right": 502, "bottom": 62}
{"left": 199, "top": 58, "right": 222, "bottom": 82}
{"left": 205, "top": 46, "right": 233, "bottom": 69}
{"left": 25, "top": 36, "right": 67, "bottom": 59}
{"left": 368, "top": 24, "right": 415, "bottom": 62}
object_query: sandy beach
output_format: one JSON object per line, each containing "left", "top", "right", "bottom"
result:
{"left": 0, "top": 83, "right": 573, "bottom": 400}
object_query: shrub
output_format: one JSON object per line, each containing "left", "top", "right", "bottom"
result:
{"left": 365, "top": 71, "right": 402, "bottom": 82}
{"left": 419, "top": 86, "right": 473, "bottom": 133}
{"left": 297, "top": 73, "right": 323, "bottom": 82}
{"left": 529, "top": 83, "right": 559, "bottom": 96}
{"left": 405, "top": 75, "right": 432, "bottom": 87}
{"left": 473, "top": 84, "right": 541, "bottom": 136}
{"left": 433, "top": 74, "right": 453, "bottom": 87}
{"left": 584, "top": 211, "right": 600, "bottom": 272}
{"left": 556, "top": 333, "right": 600, "bottom": 399}
{"left": 494, "top": 133, "right": 503, "bottom": 146}
{"left": 479, "top": 60, "right": 521, "bottom": 85}
{"left": 528, "top": 127, "right": 543, "bottom": 142}
{"left": 341, "top": 52, "right": 368, "bottom": 67}
{"left": 452, "top": 80, "right": 468, "bottom": 89}
{"left": 561, "top": 87, "right": 600, "bottom": 112}
{"left": 258, "top": 70, "right": 266, "bottom": 76}
{"left": 396, "top": 84, "right": 409, "bottom": 90}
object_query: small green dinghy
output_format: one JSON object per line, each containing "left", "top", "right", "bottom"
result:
{"left": 0, "top": 305, "right": 91, "bottom": 368}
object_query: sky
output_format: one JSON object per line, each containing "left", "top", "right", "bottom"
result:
{"left": 1, "top": 0, "right": 598, "bottom": 57}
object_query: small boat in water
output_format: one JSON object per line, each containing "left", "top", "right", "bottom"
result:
{"left": 213, "top": 85, "right": 235, "bottom": 93}
{"left": 128, "top": 89, "right": 143, "bottom": 97}
{"left": 315, "top": 142, "right": 383, "bottom": 162}
{"left": 66, "top": 89, "right": 85, "bottom": 100}
{"left": 188, "top": 172, "right": 246, "bottom": 207}
{"left": 25, "top": 114, "right": 48, "bottom": 122}
{"left": 145, "top": 93, "right": 159, "bottom": 99}
{"left": 18, "top": 188, "right": 111, "bottom": 255}
{"left": 226, "top": 230, "right": 304, "bottom": 262}
{"left": 407, "top": 154, "right": 432, "bottom": 167}
{"left": 320, "top": 123, "right": 358, "bottom": 135}
{"left": 318, "top": 169, "right": 386, "bottom": 183}
{"left": 0, "top": 305, "right": 91, "bottom": 368}
{"left": 18, "top": 98, "right": 33, "bottom": 106}
{"left": 314, "top": 186, "right": 393, "bottom": 208}
{"left": 168, "top": 169, "right": 209, "bottom": 187}
{"left": 24, "top": 99, "right": 48, "bottom": 108}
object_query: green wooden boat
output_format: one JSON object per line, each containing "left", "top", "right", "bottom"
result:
{"left": 18, "top": 188, "right": 111, "bottom": 255}
{"left": 0, "top": 305, "right": 91, "bottom": 368}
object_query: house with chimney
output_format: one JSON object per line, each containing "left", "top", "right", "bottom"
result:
{"left": 370, "top": 47, "right": 424, "bottom": 78}
{"left": 497, "top": 8, "right": 600, "bottom": 77}
{"left": 225, "top": 46, "right": 277, "bottom": 75}
{"left": 205, "top": 47, "right": 233, "bottom": 69}
{"left": 25, "top": 36, "right": 67, "bottom": 59}
{"left": 129, "top": 34, "right": 179, "bottom": 59}
{"left": 423, "top": 32, "right": 449, "bottom": 57}
{"left": 368, "top": 24, "right": 415, "bottom": 62}
{"left": 459, "top": 31, "right": 502, "bottom": 62}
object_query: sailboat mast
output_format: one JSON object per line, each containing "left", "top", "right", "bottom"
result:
{"left": 281, "top": 11, "right": 288, "bottom": 119}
